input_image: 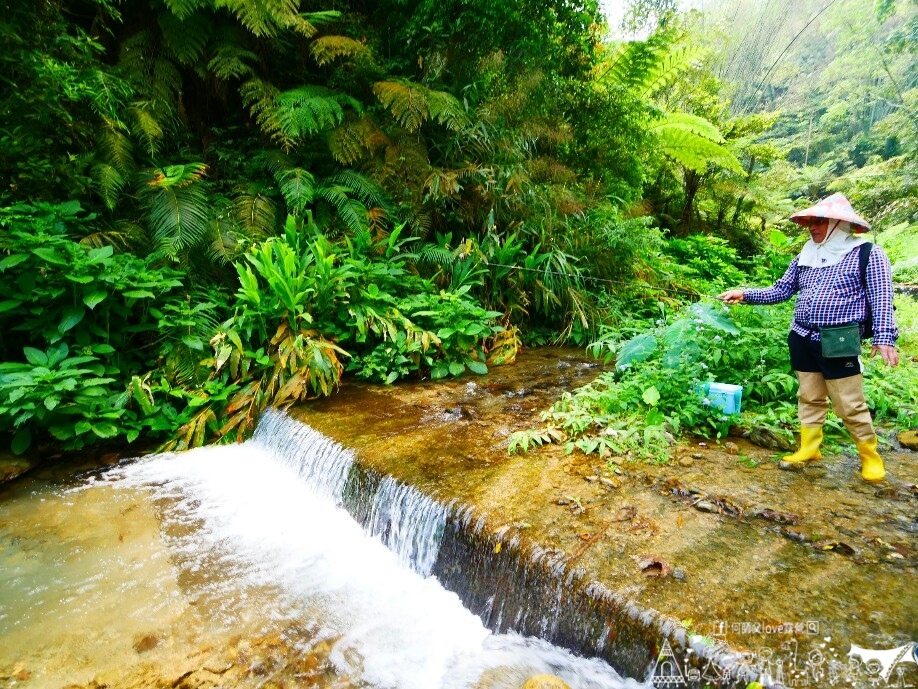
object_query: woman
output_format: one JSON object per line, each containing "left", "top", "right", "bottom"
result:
{"left": 718, "top": 193, "right": 899, "bottom": 482}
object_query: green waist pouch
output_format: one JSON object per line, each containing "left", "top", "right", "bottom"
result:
{"left": 819, "top": 322, "right": 862, "bottom": 358}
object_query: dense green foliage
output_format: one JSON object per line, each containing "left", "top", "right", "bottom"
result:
{"left": 1, "top": 0, "right": 915, "bottom": 459}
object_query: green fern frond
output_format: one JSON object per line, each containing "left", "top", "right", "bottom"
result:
{"left": 159, "top": 9, "right": 211, "bottom": 66}
{"left": 96, "top": 118, "right": 134, "bottom": 174}
{"left": 427, "top": 89, "right": 469, "bottom": 131}
{"left": 233, "top": 185, "right": 278, "bottom": 236}
{"left": 418, "top": 245, "right": 455, "bottom": 267}
{"left": 162, "top": 0, "right": 207, "bottom": 20}
{"left": 651, "top": 111, "right": 725, "bottom": 143}
{"left": 651, "top": 121, "right": 744, "bottom": 175}
{"left": 91, "top": 163, "right": 126, "bottom": 210}
{"left": 316, "top": 185, "right": 368, "bottom": 233}
{"left": 275, "top": 86, "right": 360, "bottom": 145}
{"left": 282, "top": 14, "right": 318, "bottom": 38}
{"left": 326, "top": 170, "right": 390, "bottom": 214}
{"left": 310, "top": 35, "right": 372, "bottom": 66}
{"left": 373, "top": 80, "right": 429, "bottom": 132}
{"left": 641, "top": 44, "right": 709, "bottom": 97}
{"left": 127, "top": 103, "right": 165, "bottom": 158}
{"left": 215, "top": 0, "right": 299, "bottom": 38}
{"left": 302, "top": 10, "right": 341, "bottom": 25}
{"left": 600, "top": 30, "right": 678, "bottom": 91}
{"left": 329, "top": 116, "right": 389, "bottom": 165}
{"left": 139, "top": 167, "right": 212, "bottom": 257}
{"left": 209, "top": 214, "right": 246, "bottom": 264}
{"left": 79, "top": 222, "right": 137, "bottom": 251}
{"left": 240, "top": 77, "right": 284, "bottom": 141}
{"left": 276, "top": 167, "right": 316, "bottom": 215}
{"left": 208, "top": 44, "right": 257, "bottom": 80}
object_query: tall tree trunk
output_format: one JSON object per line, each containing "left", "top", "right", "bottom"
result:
{"left": 679, "top": 168, "right": 699, "bottom": 236}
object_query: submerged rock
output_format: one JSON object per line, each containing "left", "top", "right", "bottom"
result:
{"left": 521, "top": 674, "right": 571, "bottom": 689}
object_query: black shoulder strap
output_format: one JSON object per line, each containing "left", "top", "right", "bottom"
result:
{"left": 858, "top": 242, "right": 873, "bottom": 287}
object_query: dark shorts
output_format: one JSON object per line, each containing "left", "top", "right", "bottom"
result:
{"left": 788, "top": 331, "right": 862, "bottom": 380}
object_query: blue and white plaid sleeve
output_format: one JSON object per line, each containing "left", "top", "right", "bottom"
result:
{"left": 742, "top": 258, "right": 800, "bottom": 305}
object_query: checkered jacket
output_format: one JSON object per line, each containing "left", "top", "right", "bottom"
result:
{"left": 742, "top": 245, "right": 899, "bottom": 347}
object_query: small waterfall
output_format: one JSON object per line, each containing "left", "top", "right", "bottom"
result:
{"left": 253, "top": 408, "right": 448, "bottom": 578}
{"left": 249, "top": 411, "right": 757, "bottom": 687}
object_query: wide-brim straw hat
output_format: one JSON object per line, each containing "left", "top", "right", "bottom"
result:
{"left": 790, "top": 192, "right": 871, "bottom": 232}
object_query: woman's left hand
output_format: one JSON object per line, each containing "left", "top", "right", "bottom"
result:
{"left": 871, "top": 344, "right": 899, "bottom": 367}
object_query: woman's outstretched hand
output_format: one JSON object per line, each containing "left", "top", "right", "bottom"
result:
{"left": 718, "top": 289, "right": 745, "bottom": 305}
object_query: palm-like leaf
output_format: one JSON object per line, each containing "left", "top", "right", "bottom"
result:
{"left": 233, "top": 184, "right": 278, "bottom": 237}
{"left": 140, "top": 164, "right": 211, "bottom": 257}
{"left": 275, "top": 86, "right": 360, "bottom": 145}
{"left": 91, "top": 163, "right": 126, "bottom": 210}
{"left": 316, "top": 185, "right": 368, "bottom": 233}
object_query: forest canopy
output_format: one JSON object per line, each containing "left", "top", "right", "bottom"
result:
{"left": 1, "top": 0, "right": 915, "bottom": 457}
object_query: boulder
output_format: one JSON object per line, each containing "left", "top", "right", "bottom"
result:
{"left": 897, "top": 430, "right": 918, "bottom": 451}
{"left": 521, "top": 674, "right": 571, "bottom": 689}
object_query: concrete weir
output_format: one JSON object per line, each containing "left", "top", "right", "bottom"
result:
{"left": 291, "top": 347, "right": 917, "bottom": 689}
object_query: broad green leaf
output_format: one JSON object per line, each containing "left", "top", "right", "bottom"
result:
{"left": 32, "top": 247, "right": 68, "bottom": 265}
{"left": 58, "top": 307, "right": 86, "bottom": 333}
{"left": 467, "top": 360, "right": 488, "bottom": 374}
{"left": 91, "top": 344, "right": 116, "bottom": 354}
{"left": 642, "top": 386, "right": 661, "bottom": 406}
{"left": 687, "top": 302, "right": 740, "bottom": 335}
{"left": 23, "top": 347, "right": 48, "bottom": 366}
{"left": 0, "top": 300, "right": 23, "bottom": 313}
{"left": 83, "top": 291, "right": 108, "bottom": 309}
{"left": 91, "top": 422, "right": 120, "bottom": 438}
{"left": 0, "top": 254, "right": 28, "bottom": 271}
{"left": 616, "top": 333, "right": 657, "bottom": 368}
{"left": 123, "top": 290, "right": 155, "bottom": 299}
{"left": 448, "top": 361, "right": 465, "bottom": 376}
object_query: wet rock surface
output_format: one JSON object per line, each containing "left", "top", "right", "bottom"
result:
{"left": 294, "top": 346, "right": 918, "bottom": 685}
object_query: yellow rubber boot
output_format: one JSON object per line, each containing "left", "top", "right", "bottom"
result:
{"left": 855, "top": 437, "right": 886, "bottom": 482}
{"left": 782, "top": 426, "right": 823, "bottom": 465}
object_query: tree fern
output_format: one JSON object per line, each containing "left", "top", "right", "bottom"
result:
{"left": 275, "top": 86, "right": 358, "bottom": 145}
{"left": 310, "top": 35, "right": 373, "bottom": 67}
{"left": 641, "top": 44, "right": 710, "bottom": 98}
{"left": 159, "top": 9, "right": 211, "bottom": 66}
{"left": 427, "top": 89, "right": 470, "bottom": 131}
{"left": 240, "top": 78, "right": 283, "bottom": 142}
{"left": 329, "top": 116, "right": 389, "bottom": 165}
{"left": 96, "top": 118, "right": 134, "bottom": 175}
{"left": 208, "top": 42, "right": 257, "bottom": 80}
{"left": 373, "top": 80, "right": 429, "bottom": 132}
{"left": 373, "top": 80, "right": 468, "bottom": 133}
{"left": 326, "top": 171, "right": 391, "bottom": 217}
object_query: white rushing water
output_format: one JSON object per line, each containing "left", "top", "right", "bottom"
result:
{"left": 96, "top": 414, "right": 644, "bottom": 689}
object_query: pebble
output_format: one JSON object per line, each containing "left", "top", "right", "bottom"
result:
{"left": 678, "top": 457, "right": 694, "bottom": 467}
{"left": 695, "top": 501, "right": 718, "bottom": 513}
{"left": 599, "top": 477, "right": 620, "bottom": 489}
